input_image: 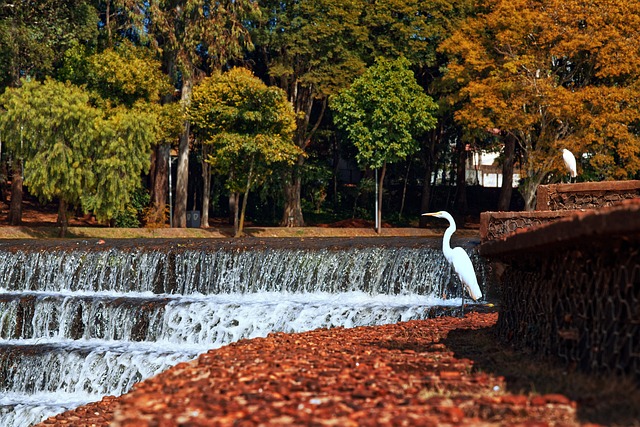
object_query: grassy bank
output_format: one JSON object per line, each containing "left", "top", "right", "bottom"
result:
{"left": 0, "top": 225, "right": 477, "bottom": 239}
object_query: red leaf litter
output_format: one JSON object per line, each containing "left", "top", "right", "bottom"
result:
{"left": 37, "top": 312, "right": 607, "bottom": 427}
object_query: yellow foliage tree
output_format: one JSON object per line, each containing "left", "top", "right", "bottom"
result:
{"left": 442, "top": 0, "right": 640, "bottom": 209}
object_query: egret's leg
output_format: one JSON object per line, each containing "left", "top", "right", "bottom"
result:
{"left": 460, "top": 292, "right": 465, "bottom": 318}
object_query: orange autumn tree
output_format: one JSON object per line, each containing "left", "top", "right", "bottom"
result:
{"left": 547, "top": 0, "right": 640, "bottom": 182}
{"left": 441, "top": 0, "right": 640, "bottom": 209}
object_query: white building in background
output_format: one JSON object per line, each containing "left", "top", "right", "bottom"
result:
{"left": 336, "top": 148, "right": 520, "bottom": 189}
{"left": 465, "top": 151, "right": 520, "bottom": 188}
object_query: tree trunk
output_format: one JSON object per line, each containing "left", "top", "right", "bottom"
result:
{"left": 152, "top": 51, "right": 177, "bottom": 227}
{"left": 419, "top": 159, "right": 434, "bottom": 223}
{"left": 398, "top": 162, "right": 410, "bottom": 220}
{"left": 375, "top": 162, "right": 387, "bottom": 234}
{"left": 0, "top": 158, "right": 8, "bottom": 204}
{"left": 57, "top": 199, "right": 68, "bottom": 238}
{"left": 280, "top": 91, "right": 326, "bottom": 227}
{"left": 173, "top": 77, "right": 193, "bottom": 228}
{"left": 419, "top": 162, "right": 433, "bottom": 220}
{"left": 522, "top": 171, "right": 545, "bottom": 211}
{"left": 281, "top": 155, "right": 305, "bottom": 227}
{"left": 8, "top": 159, "right": 22, "bottom": 226}
{"left": 238, "top": 191, "right": 249, "bottom": 237}
{"left": 454, "top": 139, "right": 468, "bottom": 215}
{"left": 227, "top": 168, "right": 237, "bottom": 227}
{"left": 497, "top": 134, "right": 516, "bottom": 211}
{"left": 230, "top": 192, "right": 239, "bottom": 235}
{"left": 237, "top": 158, "right": 254, "bottom": 237}
{"left": 201, "top": 144, "right": 211, "bottom": 228}
{"left": 332, "top": 134, "right": 340, "bottom": 208}
{"left": 149, "top": 144, "right": 170, "bottom": 225}
{"left": 419, "top": 126, "right": 441, "bottom": 227}
{"left": 105, "top": 1, "right": 112, "bottom": 47}
{"left": 524, "top": 185, "right": 537, "bottom": 211}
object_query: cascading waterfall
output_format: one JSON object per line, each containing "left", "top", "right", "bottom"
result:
{"left": 0, "top": 237, "right": 488, "bottom": 427}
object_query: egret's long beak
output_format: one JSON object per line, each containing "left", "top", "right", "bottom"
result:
{"left": 421, "top": 212, "right": 439, "bottom": 217}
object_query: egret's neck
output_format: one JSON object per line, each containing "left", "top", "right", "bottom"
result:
{"left": 441, "top": 214, "right": 456, "bottom": 262}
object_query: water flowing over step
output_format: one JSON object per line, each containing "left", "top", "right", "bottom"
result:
{"left": 0, "top": 237, "right": 487, "bottom": 426}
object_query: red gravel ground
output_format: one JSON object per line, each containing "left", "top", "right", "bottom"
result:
{"left": 35, "top": 311, "right": 640, "bottom": 427}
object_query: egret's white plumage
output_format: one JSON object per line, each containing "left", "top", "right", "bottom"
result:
{"left": 562, "top": 149, "right": 577, "bottom": 178}
{"left": 422, "top": 210, "right": 482, "bottom": 301}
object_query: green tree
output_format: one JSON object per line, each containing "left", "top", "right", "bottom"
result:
{"left": 0, "top": 79, "right": 98, "bottom": 234}
{"left": 360, "top": 0, "right": 455, "bottom": 66}
{"left": 416, "top": 0, "right": 481, "bottom": 217}
{"left": 82, "top": 103, "right": 156, "bottom": 223}
{"left": 361, "top": 0, "right": 482, "bottom": 219}
{"left": 73, "top": 42, "right": 174, "bottom": 107}
{"left": 0, "top": 0, "right": 98, "bottom": 224}
{"left": 95, "top": 0, "right": 148, "bottom": 47}
{"left": 145, "top": 0, "right": 260, "bottom": 228}
{"left": 0, "top": 78, "right": 155, "bottom": 235}
{"left": 190, "top": 67, "right": 301, "bottom": 236}
{"left": 331, "top": 57, "right": 438, "bottom": 232}
{"left": 61, "top": 41, "right": 183, "bottom": 225}
{"left": 0, "top": 0, "right": 97, "bottom": 88}
{"left": 252, "top": 0, "right": 476, "bottom": 226}
{"left": 251, "top": 0, "right": 368, "bottom": 227}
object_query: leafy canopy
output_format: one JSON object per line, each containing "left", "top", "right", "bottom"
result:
{"left": 0, "top": 78, "right": 155, "bottom": 222}
{"left": 83, "top": 104, "right": 156, "bottom": 221}
{"left": 441, "top": 0, "right": 640, "bottom": 194}
{"left": 147, "top": 0, "right": 261, "bottom": 76}
{"left": 0, "top": 78, "right": 98, "bottom": 207}
{"left": 331, "top": 57, "right": 438, "bottom": 169}
{"left": 60, "top": 41, "right": 183, "bottom": 149}
{"left": 61, "top": 41, "right": 175, "bottom": 107}
{"left": 254, "top": 0, "right": 368, "bottom": 98}
{"left": 190, "top": 67, "right": 301, "bottom": 193}
{"left": 0, "top": 0, "right": 98, "bottom": 88}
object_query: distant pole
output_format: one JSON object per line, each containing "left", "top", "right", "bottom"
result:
{"left": 168, "top": 151, "right": 173, "bottom": 227}
{"left": 20, "top": 125, "right": 23, "bottom": 179}
{"left": 374, "top": 168, "right": 379, "bottom": 231}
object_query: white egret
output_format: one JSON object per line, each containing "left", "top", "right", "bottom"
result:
{"left": 422, "top": 211, "right": 482, "bottom": 306}
{"left": 562, "top": 149, "right": 577, "bottom": 182}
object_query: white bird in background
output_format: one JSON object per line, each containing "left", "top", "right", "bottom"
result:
{"left": 422, "top": 211, "right": 482, "bottom": 307}
{"left": 562, "top": 148, "right": 577, "bottom": 182}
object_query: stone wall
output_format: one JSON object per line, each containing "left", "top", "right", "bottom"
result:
{"left": 480, "top": 200, "right": 640, "bottom": 381}
{"left": 495, "top": 234, "right": 640, "bottom": 379}
{"left": 480, "top": 180, "right": 640, "bottom": 242}
{"left": 479, "top": 210, "right": 572, "bottom": 242}
{"left": 536, "top": 180, "right": 640, "bottom": 211}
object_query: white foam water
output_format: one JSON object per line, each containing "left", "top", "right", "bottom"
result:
{"left": 0, "top": 291, "right": 465, "bottom": 426}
